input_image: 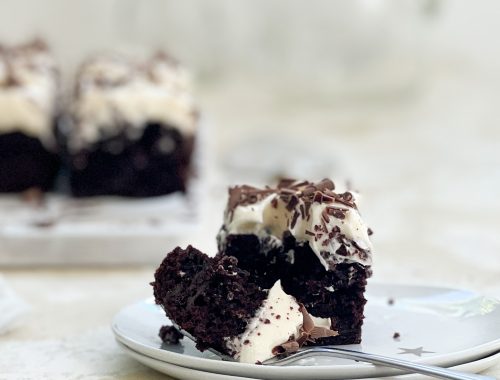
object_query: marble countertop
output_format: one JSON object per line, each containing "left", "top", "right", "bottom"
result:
{"left": 1, "top": 56, "right": 500, "bottom": 378}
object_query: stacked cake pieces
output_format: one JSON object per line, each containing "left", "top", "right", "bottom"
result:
{"left": 153, "top": 179, "right": 374, "bottom": 363}
{"left": 66, "top": 52, "right": 198, "bottom": 197}
{"left": 0, "top": 40, "right": 60, "bottom": 192}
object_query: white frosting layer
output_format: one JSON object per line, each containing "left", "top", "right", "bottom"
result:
{"left": 225, "top": 280, "right": 331, "bottom": 363}
{"left": 222, "top": 184, "right": 373, "bottom": 270}
{"left": 0, "top": 42, "right": 58, "bottom": 142}
{"left": 225, "top": 280, "right": 303, "bottom": 363}
{"left": 70, "top": 53, "right": 197, "bottom": 148}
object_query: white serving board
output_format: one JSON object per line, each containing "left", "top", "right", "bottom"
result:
{"left": 0, "top": 192, "right": 201, "bottom": 266}
{"left": 0, "top": 121, "right": 210, "bottom": 267}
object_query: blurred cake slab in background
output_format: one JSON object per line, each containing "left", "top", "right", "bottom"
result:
{"left": 0, "top": 39, "right": 60, "bottom": 193}
{"left": 64, "top": 51, "right": 199, "bottom": 197}
{"left": 0, "top": 47, "right": 207, "bottom": 266}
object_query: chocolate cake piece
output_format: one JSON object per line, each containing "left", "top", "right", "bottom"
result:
{"left": 217, "top": 179, "right": 373, "bottom": 345}
{"left": 0, "top": 40, "right": 60, "bottom": 192}
{"left": 65, "top": 52, "right": 198, "bottom": 197}
{"left": 152, "top": 245, "right": 338, "bottom": 363}
{"left": 153, "top": 178, "right": 374, "bottom": 363}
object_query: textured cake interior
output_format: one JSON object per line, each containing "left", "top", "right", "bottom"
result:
{"left": 152, "top": 246, "right": 266, "bottom": 353}
{"left": 220, "top": 232, "right": 369, "bottom": 345}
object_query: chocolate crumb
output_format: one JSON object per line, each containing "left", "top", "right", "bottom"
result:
{"left": 276, "top": 315, "right": 281, "bottom": 319}
{"left": 286, "top": 195, "right": 299, "bottom": 211}
{"left": 243, "top": 339, "right": 250, "bottom": 345}
{"left": 290, "top": 211, "right": 300, "bottom": 229}
{"left": 21, "top": 187, "right": 44, "bottom": 207}
{"left": 393, "top": 332, "right": 400, "bottom": 340}
{"left": 299, "top": 204, "right": 305, "bottom": 218}
{"left": 264, "top": 319, "right": 271, "bottom": 324}
{"left": 159, "top": 325, "right": 183, "bottom": 344}
{"left": 32, "top": 219, "right": 56, "bottom": 228}
{"left": 335, "top": 244, "right": 348, "bottom": 256}
{"left": 271, "top": 198, "right": 278, "bottom": 208}
{"left": 326, "top": 207, "right": 347, "bottom": 219}
{"left": 313, "top": 191, "right": 323, "bottom": 203}
{"left": 341, "top": 191, "right": 353, "bottom": 201}
{"left": 367, "top": 227, "right": 373, "bottom": 236}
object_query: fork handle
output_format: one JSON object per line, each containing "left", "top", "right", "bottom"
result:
{"left": 274, "top": 347, "right": 494, "bottom": 380}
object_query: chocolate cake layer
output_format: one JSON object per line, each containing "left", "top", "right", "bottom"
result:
{"left": 0, "top": 131, "right": 59, "bottom": 192}
{"left": 66, "top": 52, "right": 198, "bottom": 197}
{"left": 69, "top": 123, "right": 194, "bottom": 197}
{"left": 219, "top": 231, "right": 368, "bottom": 345}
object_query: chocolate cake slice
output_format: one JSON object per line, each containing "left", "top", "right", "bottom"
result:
{"left": 153, "top": 245, "right": 338, "bottom": 363}
{"left": 217, "top": 179, "right": 373, "bottom": 345}
{"left": 65, "top": 52, "right": 198, "bottom": 197}
{"left": 0, "top": 40, "right": 60, "bottom": 192}
{"left": 153, "top": 178, "right": 374, "bottom": 363}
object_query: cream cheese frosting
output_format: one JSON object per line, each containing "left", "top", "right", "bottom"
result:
{"left": 225, "top": 280, "right": 334, "bottom": 363}
{"left": 69, "top": 52, "right": 198, "bottom": 149}
{"left": 219, "top": 179, "right": 373, "bottom": 271}
{"left": 0, "top": 40, "right": 58, "bottom": 144}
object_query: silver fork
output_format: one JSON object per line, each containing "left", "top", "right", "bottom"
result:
{"left": 172, "top": 323, "right": 494, "bottom": 380}
{"left": 262, "top": 347, "right": 495, "bottom": 380}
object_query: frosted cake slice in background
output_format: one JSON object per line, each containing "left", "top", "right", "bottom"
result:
{"left": 65, "top": 52, "right": 198, "bottom": 197}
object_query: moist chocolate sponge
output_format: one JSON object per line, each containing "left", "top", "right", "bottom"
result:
{"left": 152, "top": 246, "right": 266, "bottom": 354}
{"left": 219, "top": 231, "right": 369, "bottom": 345}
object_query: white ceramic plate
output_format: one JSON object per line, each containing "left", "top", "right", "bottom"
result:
{"left": 111, "top": 283, "right": 500, "bottom": 379}
{"left": 117, "top": 341, "right": 500, "bottom": 380}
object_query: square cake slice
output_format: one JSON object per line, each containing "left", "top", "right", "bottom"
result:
{"left": 217, "top": 179, "right": 373, "bottom": 345}
{"left": 153, "top": 178, "right": 374, "bottom": 363}
{"left": 66, "top": 52, "right": 198, "bottom": 197}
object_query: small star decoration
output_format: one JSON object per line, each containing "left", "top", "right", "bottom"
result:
{"left": 398, "top": 347, "right": 435, "bottom": 357}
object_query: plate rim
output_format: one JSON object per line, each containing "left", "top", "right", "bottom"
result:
{"left": 117, "top": 340, "right": 500, "bottom": 380}
{"left": 111, "top": 283, "right": 500, "bottom": 379}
